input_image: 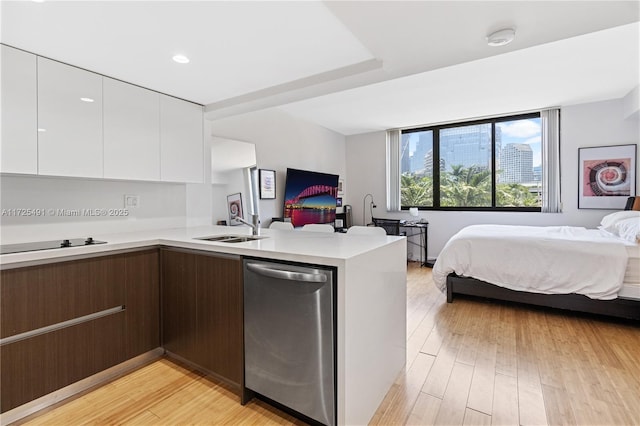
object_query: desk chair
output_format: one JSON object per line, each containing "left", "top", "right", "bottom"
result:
{"left": 301, "top": 224, "right": 335, "bottom": 233}
{"left": 372, "top": 218, "right": 403, "bottom": 236}
{"left": 346, "top": 226, "right": 387, "bottom": 236}
{"left": 269, "top": 221, "right": 294, "bottom": 230}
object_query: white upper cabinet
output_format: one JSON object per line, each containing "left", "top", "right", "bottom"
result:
{"left": 1, "top": 45, "right": 38, "bottom": 174}
{"left": 103, "top": 78, "right": 160, "bottom": 181}
{"left": 37, "top": 57, "right": 103, "bottom": 178}
{"left": 3, "top": 49, "right": 203, "bottom": 183}
{"left": 160, "top": 95, "right": 203, "bottom": 183}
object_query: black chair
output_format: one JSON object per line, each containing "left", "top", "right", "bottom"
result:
{"left": 372, "top": 218, "right": 402, "bottom": 236}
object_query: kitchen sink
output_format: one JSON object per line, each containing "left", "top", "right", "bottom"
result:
{"left": 196, "top": 235, "right": 237, "bottom": 242}
{"left": 195, "top": 235, "right": 265, "bottom": 243}
{"left": 221, "top": 237, "right": 262, "bottom": 243}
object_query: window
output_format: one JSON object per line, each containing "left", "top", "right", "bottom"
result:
{"left": 398, "top": 113, "right": 543, "bottom": 211}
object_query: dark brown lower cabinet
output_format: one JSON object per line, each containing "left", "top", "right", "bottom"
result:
{"left": 0, "top": 249, "right": 160, "bottom": 413}
{"left": 161, "top": 249, "right": 198, "bottom": 361}
{"left": 161, "top": 248, "right": 243, "bottom": 391}
{"left": 1, "top": 312, "right": 126, "bottom": 411}
{"left": 125, "top": 250, "right": 161, "bottom": 359}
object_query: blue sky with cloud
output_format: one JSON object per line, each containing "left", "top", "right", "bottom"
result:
{"left": 497, "top": 118, "right": 542, "bottom": 166}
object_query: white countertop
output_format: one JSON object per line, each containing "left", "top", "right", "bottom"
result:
{"left": 0, "top": 225, "right": 405, "bottom": 269}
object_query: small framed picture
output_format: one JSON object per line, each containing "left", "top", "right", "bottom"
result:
{"left": 227, "top": 193, "right": 244, "bottom": 225}
{"left": 336, "top": 197, "right": 343, "bottom": 207}
{"left": 337, "top": 179, "right": 344, "bottom": 196}
{"left": 578, "top": 144, "right": 637, "bottom": 209}
{"left": 259, "top": 169, "right": 276, "bottom": 199}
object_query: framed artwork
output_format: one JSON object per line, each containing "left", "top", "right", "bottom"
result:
{"left": 227, "top": 193, "right": 244, "bottom": 225}
{"left": 259, "top": 169, "right": 276, "bottom": 199}
{"left": 337, "top": 179, "right": 344, "bottom": 196}
{"left": 578, "top": 144, "right": 637, "bottom": 209}
{"left": 336, "top": 197, "right": 343, "bottom": 207}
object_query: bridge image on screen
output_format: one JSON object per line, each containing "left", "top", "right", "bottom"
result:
{"left": 283, "top": 168, "right": 339, "bottom": 227}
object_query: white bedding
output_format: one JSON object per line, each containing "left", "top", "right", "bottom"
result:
{"left": 432, "top": 225, "right": 629, "bottom": 300}
{"left": 620, "top": 244, "right": 640, "bottom": 300}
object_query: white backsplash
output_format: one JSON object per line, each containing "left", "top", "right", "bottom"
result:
{"left": 0, "top": 175, "right": 187, "bottom": 243}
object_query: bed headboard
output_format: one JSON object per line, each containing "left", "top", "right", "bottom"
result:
{"left": 624, "top": 196, "right": 640, "bottom": 211}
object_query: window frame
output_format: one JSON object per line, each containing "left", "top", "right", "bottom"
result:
{"left": 400, "top": 112, "right": 542, "bottom": 212}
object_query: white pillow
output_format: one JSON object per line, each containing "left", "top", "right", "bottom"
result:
{"left": 614, "top": 217, "right": 640, "bottom": 244}
{"left": 600, "top": 210, "right": 640, "bottom": 230}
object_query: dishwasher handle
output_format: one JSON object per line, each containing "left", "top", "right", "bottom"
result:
{"left": 246, "top": 262, "right": 328, "bottom": 283}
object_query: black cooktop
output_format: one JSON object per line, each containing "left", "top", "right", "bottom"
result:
{"left": 0, "top": 238, "right": 107, "bottom": 255}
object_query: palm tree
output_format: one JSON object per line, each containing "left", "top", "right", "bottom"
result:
{"left": 401, "top": 174, "right": 433, "bottom": 207}
{"left": 402, "top": 165, "right": 540, "bottom": 208}
{"left": 497, "top": 183, "right": 539, "bottom": 207}
{"left": 441, "top": 165, "right": 491, "bottom": 206}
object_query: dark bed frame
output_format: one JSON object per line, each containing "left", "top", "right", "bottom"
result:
{"left": 446, "top": 274, "right": 640, "bottom": 321}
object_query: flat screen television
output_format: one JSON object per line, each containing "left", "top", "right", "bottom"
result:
{"left": 283, "top": 168, "right": 340, "bottom": 227}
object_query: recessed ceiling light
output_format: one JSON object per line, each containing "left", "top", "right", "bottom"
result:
{"left": 487, "top": 28, "right": 516, "bottom": 47}
{"left": 80, "top": 97, "right": 95, "bottom": 103}
{"left": 32, "top": 0, "right": 46, "bottom": 3}
{"left": 37, "top": 128, "right": 46, "bottom": 132}
{"left": 172, "top": 54, "right": 190, "bottom": 64}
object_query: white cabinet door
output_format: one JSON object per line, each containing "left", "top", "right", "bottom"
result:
{"left": 1, "top": 45, "right": 38, "bottom": 174}
{"left": 104, "top": 78, "right": 160, "bottom": 181}
{"left": 160, "top": 95, "right": 203, "bottom": 183}
{"left": 37, "top": 57, "right": 103, "bottom": 178}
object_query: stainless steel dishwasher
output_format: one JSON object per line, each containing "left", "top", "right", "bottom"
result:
{"left": 243, "top": 259, "right": 335, "bottom": 426}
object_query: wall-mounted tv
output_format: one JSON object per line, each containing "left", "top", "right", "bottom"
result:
{"left": 283, "top": 168, "right": 340, "bottom": 227}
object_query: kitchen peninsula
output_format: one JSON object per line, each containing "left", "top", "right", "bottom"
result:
{"left": 0, "top": 226, "right": 407, "bottom": 426}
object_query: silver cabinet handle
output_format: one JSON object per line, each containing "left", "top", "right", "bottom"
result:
{"left": 246, "top": 263, "right": 327, "bottom": 283}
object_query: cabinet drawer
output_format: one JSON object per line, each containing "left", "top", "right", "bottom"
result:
{"left": 1, "top": 255, "right": 126, "bottom": 339}
{"left": 0, "top": 310, "right": 126, "bottom": 412}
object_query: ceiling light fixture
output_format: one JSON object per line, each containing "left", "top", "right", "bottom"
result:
{"left": 487, "top": 28, "right": 516, "bottom": 47}
{"left": 80, "top": 97, "right": 95, "bottom": 103}
{"left": 172, "top": 54, "right": 190, "bottom": 64}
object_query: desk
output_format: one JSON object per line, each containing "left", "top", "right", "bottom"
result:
{"left": 400, "top": 221, "right": 431, "bottom": 267}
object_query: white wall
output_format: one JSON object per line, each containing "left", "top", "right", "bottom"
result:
{"left": 345, "top": 97, "right": 640, "bottom": 261}
{"left": 0, "top": 175, "right": 186, "bottom": 243}
{"left": 207, "top": 108, "right": 347, "bottom": 226}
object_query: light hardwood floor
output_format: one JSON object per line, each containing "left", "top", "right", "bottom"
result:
{"left": 19, "top": 263, "right": 640, "bottom": 425}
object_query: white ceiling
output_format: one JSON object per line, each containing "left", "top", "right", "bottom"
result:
{"left": 2, "top": 1, "right": 638, "bottom": 136}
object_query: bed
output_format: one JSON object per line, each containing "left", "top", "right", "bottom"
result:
{"left": 433, "top": 205, "right": 640, "bottom": 321}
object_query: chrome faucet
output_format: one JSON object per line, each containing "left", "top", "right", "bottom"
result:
{"left": 236, "top": 214, "right": 260, "bottom": 236}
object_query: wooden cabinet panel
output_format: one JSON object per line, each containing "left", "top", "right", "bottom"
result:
{"left": 37, "top": 57, "right": 103, "bottom": 178}
{"left": 0, "top": 45, "right": 38, "bottom": 174}
{"left": 1, "top": 255, "right": 126, "bottom": 338}
{"left": 160, "top": 249, "right": 243, "bottom": 390}
{"left": 195, "top": 254, "right": 243, "bottom": 385}
{"left": 1, "top": 311, "right": 126, "bottom": 412}
{"left": 125, "top": 250, "right": 160, "bottom": 358}
{"left": 161, "top": 249, "right": 198, "bottom": 361}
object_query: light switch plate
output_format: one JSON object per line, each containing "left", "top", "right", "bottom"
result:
{"left": 124, "top": 194, "right": 140, "bottom": 208}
